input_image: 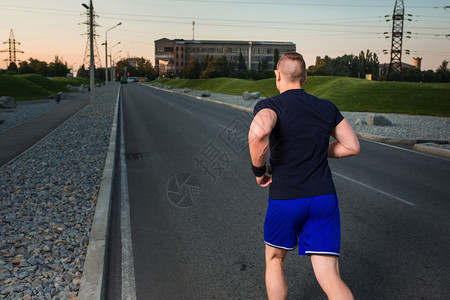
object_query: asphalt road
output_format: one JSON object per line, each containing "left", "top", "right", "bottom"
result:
{"left": 109, "top": 83, "right": 450, "bottom": 299}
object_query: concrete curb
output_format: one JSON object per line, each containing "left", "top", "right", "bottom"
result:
{"left": 78, "top": 85, "right": 121, "bottom": 300}
{"left": 355, "top": 132, "right": 417, "bottom": 145}
{"left": 413, "top": 143, "right": 450, "bottom": 159}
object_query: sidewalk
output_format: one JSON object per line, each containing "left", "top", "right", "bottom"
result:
{"left": 0, "top": 91, "right": 99, "bottom": 168}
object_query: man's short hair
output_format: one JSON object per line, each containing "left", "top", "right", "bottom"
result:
{"left": 277, "top": 51, "right": 306, "bottom": 84}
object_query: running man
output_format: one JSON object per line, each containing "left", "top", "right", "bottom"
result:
{"left": 248, "top": 51, "right": 360, "bottom": 300}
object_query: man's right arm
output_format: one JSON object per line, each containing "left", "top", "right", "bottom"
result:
{"left": 328, "top": 119, "right": 360, "bottom": 158}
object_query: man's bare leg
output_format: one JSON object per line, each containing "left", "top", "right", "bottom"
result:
{"left": 310, "top": 255, "right": 354, "bottom": 300}
{"left": 265, "top": 244, "right": 288, "bottom": 300}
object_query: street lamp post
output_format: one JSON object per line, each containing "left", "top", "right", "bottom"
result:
{"left": 104, "top": 22, "right": 122, "bottom": 85}
{"left": 110, "top": 42, "right": 121, "bottom": 81}
{"left": 112, "top": 51, "right": 122, "bottom": 81}
{"left": 248, "top": 42, "right": 252, "bottom": 71}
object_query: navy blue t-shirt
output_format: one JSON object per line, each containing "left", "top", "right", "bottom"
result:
{"left": 253, "top": 89, "right": 344, "bottom": 199}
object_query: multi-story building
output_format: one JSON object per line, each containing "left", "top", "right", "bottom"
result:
{"left": 155, "top": 38, "right": 296, "bottom": 76}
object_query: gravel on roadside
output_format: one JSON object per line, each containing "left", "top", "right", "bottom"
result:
{"left": 0, "top": 86, "right": 119, "bottom": 300}
{"left": 152, "top": 84, "right": 450, "bottom": 148}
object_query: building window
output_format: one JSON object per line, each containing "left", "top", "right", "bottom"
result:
{"left": 164, "top": 47, "right": 174, "bottom": 52}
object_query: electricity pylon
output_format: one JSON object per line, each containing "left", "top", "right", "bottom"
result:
{"left": 387, "top": 0, "right": 405, "bottom": 80}
{"left": 1, "top": 29, "right": 24, "bottom": 67}
{"left": 82, "top": 3, "right": 101, "bottom": 68}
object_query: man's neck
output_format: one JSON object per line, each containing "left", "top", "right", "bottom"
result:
{"left": 278, "top": 83, "right": 302, "bottom": 94}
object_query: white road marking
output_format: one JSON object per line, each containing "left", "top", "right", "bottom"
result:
{"left": 333, "top": 171, "right": 416, "bottom": 206}
{"left": 120, "top": 96, "right": 137, "bottom": 300}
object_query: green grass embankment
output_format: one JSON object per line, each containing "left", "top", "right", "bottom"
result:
{"left": 0, "top": 74, "right": 90, "bottom": 100}
{"left": 152, "top": 76, "right": 450, "bottom": 117}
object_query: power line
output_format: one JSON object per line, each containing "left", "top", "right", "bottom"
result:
{"left": 164, "top": 0, "right": 440, "bottom": 9}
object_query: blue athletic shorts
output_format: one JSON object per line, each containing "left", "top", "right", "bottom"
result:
{"left": 264, "top": 194, "right": 341, "bottom": 256}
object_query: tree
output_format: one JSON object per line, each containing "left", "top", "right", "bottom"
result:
{"left": 238, "top": 52, "right": 247, "bottom": 71}
{"left": 132, "top": 57, "right": 158, "bottom": 79}
{"left": 7, "top": 62, "right": 18, "bottom": 72}
{"left": 182, "top": 55, "right": 201, "bottom": 79}
{"left": 48, "top": 55, "right": 70, "bottom": 77}
{"left": 142, "top": 59, "right": 158, "bottom": 80}
{"left": 201, "top": 55, "right": 232, "bottom": 78}
{"left": 18, "top": 61, "right": 34, "bottom": 74}
{"left": 28, "top": 58, "right": 48, "bottom": 76}
{"left": 358, "top": 50, "right": 379, "bottom": 79}
{"left": 437, "top": 60, "right": 449, "bottom": 72}
{"left": 436, "top": 60, "right": 450, "bottom": 82}
{"left": 200, "top": 54, "right": 213, "bottom": 73}
{"left": 273, "top": 48, "right": 280, "bottom": 70}
{"left": 77, "top": 65, "right": 89, "bottom": 78}
{"left": 95, "top": 67, "right": 106, "bottom": 81}
{"left": 261, "top": 58, "right": 269, "bottom": 71}
{"left": 307, "top": 51, "right": 379, "bottom": 79}
{"left": 115, "top": 59, "right": 135, "bottom": 78}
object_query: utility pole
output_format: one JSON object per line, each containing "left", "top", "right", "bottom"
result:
{"left": 387, "top": 0, "right": 405, "bottom": 80}
{"left": 192, "top": 21, "right": 195, "bottom": 40}
{"left": 89, "top": 1, "right": 95, "bottom": 104}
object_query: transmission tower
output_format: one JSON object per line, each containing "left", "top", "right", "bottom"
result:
{"left": 82, "top": 4, "right": 101, "bottom": 67}
{"left": 1, "top": 29, "right": 24, "bottom": 67}
{"left": 387, "top": 0, "right": 405, "bottom": 79}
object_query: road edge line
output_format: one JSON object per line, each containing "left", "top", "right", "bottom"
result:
{"left": 78, "top": 84, "right": 121, "bottom": 300}
{"left": 119, "top": 87, "right": 137, "bottom": 299}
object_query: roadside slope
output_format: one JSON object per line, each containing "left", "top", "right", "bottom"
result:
{"left": 153, "top": 76, "right": 450, "bottom": 117}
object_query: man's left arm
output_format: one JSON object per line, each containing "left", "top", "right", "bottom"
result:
{"left": 248, "top": 108, "right": 277, "bottom": 187}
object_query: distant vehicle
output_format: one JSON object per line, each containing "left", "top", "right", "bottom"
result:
{"left": 127, "top": 77, "right": 138, "bottom": 82}
{"left": 121, "top": 77, "right": 128, "bottom": 84}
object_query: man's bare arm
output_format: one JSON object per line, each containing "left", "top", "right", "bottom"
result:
{"left": 328, "top": 119, "right": 360, "bottom": 158}
{"left": 248, "top": 109, "right": 277, "bottom": 166}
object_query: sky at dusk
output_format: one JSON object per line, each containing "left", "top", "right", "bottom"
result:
{"left": 0, "top": 0, "right": 449, "bottom": 73}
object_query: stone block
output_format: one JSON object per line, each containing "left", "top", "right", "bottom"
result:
{"left": 355, "top": 118, "right": 367, "bottom": 125}
{"left": 242, "top": 91, "right": 260, "bottom": 100}
{"left": 0, "top": 96, "right": 17, "bottom": 109}
{"left": 368, "top": 115, "right": 392, "bottom": 126}
{"left": 202, "top": 90, "right": 211, "bottom": 97}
